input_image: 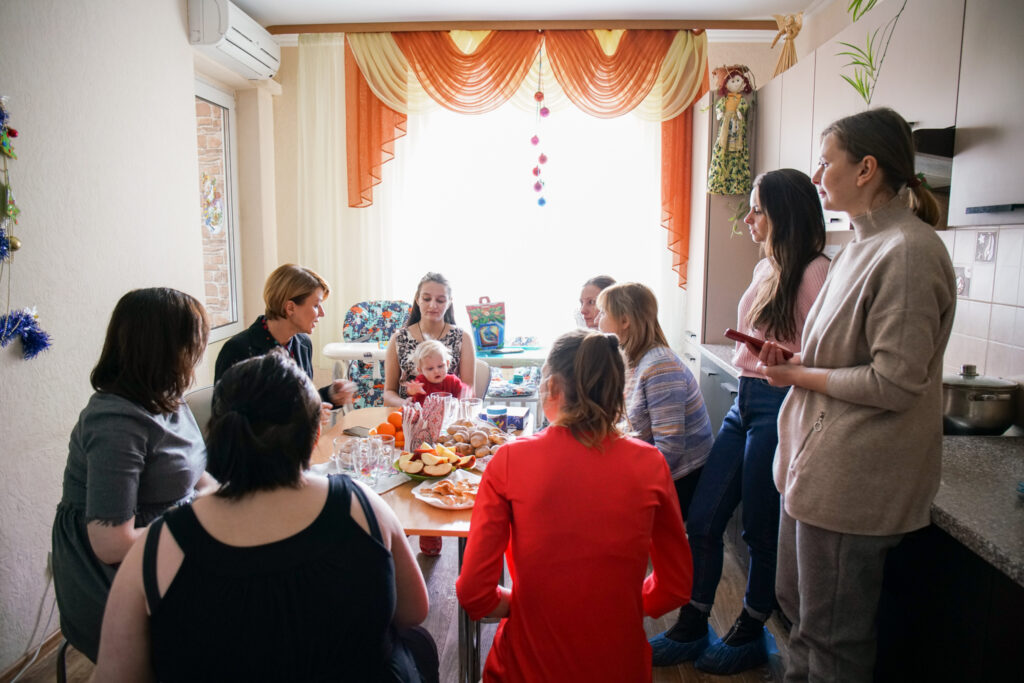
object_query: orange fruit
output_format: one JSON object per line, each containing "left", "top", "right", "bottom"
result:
{"left": 394, "top": 434, "right": 405, "bottom": 448}
{"left": 368, "top": 427, "right": 378, "bottom": 436}
{"left": 376, "top": 422, "right": 397, "bottom": 436}
{"left": 387, "top": 411, "right": 403, "bottom": 430}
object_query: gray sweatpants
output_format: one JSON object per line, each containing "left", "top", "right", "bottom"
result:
{"left": 776, "top": 506, "right": 903, "bottom": 683}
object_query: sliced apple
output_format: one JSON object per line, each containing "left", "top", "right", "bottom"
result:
{"left": 457, "top": 455, "right": 476, "bottom": 470}
{"left": 436, "top": 444, "right": 459, "bottom": 463}
{"left": 420, "top": 451, "right": 444, "bottom": 466}
{"left": 398, "top": 451, "right": 414, "bottom": 467}
{"left": 402, "top": 460, "right": 424, "bottom": 474}
{"left": 414, "top": 442, "right": 434, "bottom": 454}
{"left": 422, "top": 462, "right": 453, "bottom": 477}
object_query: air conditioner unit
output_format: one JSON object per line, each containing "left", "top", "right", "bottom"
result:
{"left": 188, "top": 0, "right": 281, "bottom": 81}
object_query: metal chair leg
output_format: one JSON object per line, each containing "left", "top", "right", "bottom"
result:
{"left": 56, "top": 637, "right": 69, "bottom": 683}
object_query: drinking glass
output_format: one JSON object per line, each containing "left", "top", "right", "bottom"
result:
{"left": 375, "top": 434, "right": 396, "bottom": 477}
{"left": 335, "top": 438, "right": 364, "bottom": 479}
{"left": 357, "top": 437, "right": 378, "bottom": 486}
{"left": 460, "top": 398, "right": 483, "bottom": 423}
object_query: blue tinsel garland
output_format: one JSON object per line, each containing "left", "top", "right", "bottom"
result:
{"left": 0, "top": 307, "right": 52, "bottom": 359}
{"left": 0, "top": 223, "right": 9, "bottom": 262}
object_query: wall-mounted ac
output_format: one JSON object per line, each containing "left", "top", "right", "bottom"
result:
{"left": 188, "top": 0, "right": 281, "bottom": 81}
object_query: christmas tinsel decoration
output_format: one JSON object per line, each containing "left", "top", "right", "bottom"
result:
{"left": 0, "top": 307, "right": 52, "bottom": 359}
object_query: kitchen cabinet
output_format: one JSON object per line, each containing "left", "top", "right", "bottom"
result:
{"left": 752, "top": 75, "right": 782, "bottom": 177}
{"left": 685, "top": 92, "right": 762, "bottom": 346}
{"left": 947, "top": 0, "right": 1024, "bottom": 226}
{"left": 777, "top": 53, "right": 816, "bottom": 178}
{"left": 698, "top": 348, "right": 738, "bottom": 437}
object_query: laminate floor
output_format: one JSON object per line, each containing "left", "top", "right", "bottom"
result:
{"left": 11, "top": 539, "right": 787, "bottom": 682}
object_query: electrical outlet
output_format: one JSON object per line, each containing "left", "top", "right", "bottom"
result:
{"left": 45, "top": 551, "right": 52, "bottom": 580}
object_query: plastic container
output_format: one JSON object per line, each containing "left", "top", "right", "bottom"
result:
{"left": 485, "top": 405, "right": 508, "bottom": 431}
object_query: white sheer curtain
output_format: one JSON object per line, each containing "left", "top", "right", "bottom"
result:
{"left": 297, "top": 38, "right": 688, "bottom": 358}
{"left": 297, "top": 34, "right": 398, "bottom": 352}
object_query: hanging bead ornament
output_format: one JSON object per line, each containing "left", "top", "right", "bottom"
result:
{"left": 529, "top": 49, "right": 550, "bottom": 207}
{"left": 0, "top": 96, "right": 52, "bottom": 360}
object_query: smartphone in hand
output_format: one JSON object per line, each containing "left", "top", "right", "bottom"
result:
{"left": 724, "top": 328, "right": 794, "bottom": 360}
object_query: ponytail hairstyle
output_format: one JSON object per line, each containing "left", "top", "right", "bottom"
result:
{"left": 206, "top": 349, "right": 322, "bottom": 499}
{"left": 596, "top": 282, "right": 669, "bottom": 367}
{"left": 821, "top": 107, "right": 941, "bottom": 226}
{"left": 544, "top": 329, "right": 625, "bottom": 449}
{"left": 746, "top": 169, "right": 827, "bottom": 340}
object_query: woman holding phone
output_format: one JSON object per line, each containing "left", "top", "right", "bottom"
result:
{"left": 650, "top": 169, "right": 829, "bottom": 675}
{"left": 758, "top": 109, "right": 955, "bottom": 681}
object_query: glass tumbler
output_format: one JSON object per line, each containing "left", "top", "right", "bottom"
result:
{"left": 460, "top": 398, "right": 483, "bottom": 423}
{"left": 375, "top": 434, "right": 396, "bottom": 477}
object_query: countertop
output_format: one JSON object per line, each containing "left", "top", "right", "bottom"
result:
{"left": 696, "top": 343, "right": 1024, "bottom": 588}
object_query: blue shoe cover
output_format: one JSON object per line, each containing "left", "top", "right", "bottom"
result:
{"left": 695, "top": 626, "right": 778, "bottom": 675}
{"left": 649, "top": 625, "right": 717, "bottom": 667}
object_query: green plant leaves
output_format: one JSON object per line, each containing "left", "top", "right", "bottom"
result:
{"left": 847, "top": 0, "right": 880, "bottom": 21}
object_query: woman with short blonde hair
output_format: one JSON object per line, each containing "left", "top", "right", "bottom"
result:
{"left": 597, "top": 283, "right": 713, "bottom": 517}
{"left": 263, "top": 264, "right": 331, "bottom": 320}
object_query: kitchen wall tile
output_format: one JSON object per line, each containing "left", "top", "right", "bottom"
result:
{"left": 992, "top": 264, "right": 1021, "bottom": 305}
{"left": 945, "top": 333, "right": 987, "bottom": 374}
{"left": 937, "top": 229, "right": 955, "bottom": 257}
{"left": 969, "top": 262, "right": 995, "bottom": 301}
{"left": 986, "top": 342, "right": 1024, "bottom": 378}
{"left": 953, "top": 229, "right": 977, "bottom": 264}
{"left": 989, "top": 304, "right": 1016, "bottom": 344}
{"left": 965, "top": 300, "right": 992, "bottom": 337}
{"left": 1019, "top": 268, "right": 1024, "bottom": 306}
{"left": 996, "top": 228, "right": 1023, "bottom": 268}
{"left": 1015, "top": 307, "right": 1024, "bottom": 345}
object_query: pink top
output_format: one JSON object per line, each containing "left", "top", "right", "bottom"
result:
{"left": 732, "top": 255, "right": 830, "bottom": 379}
{"left": 456, "top": 426, "right": 693, "bottom": 683}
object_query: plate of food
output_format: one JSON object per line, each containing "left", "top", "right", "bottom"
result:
{"left": 394, "top": 442, "right": 479, "bottom": 481}
{"left": 411, "top": 469, "right": 481, "bottom": 510}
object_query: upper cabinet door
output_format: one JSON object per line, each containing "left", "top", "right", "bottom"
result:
{"left": 753, "top": 75, "right": 782, "bottom": 177}
{"left": 812, "top": 0, "right": 964, "bottom": 147}
{"left": 948, "top": 0, "right": 1024, "bottom": 227}
{"left": 778, "top": 53, "right": 816, "bottom": 177}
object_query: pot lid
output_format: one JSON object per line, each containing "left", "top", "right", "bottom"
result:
{"left": 942, "top": 364, "right": 1019, "bottom": 390}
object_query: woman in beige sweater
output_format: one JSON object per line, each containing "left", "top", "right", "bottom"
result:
{"left": 758, "top": 108, "right": 956, "bottom": 682}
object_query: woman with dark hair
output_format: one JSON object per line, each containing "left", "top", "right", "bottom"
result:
{"left": 94, "top": 351, "right": 435, "bottom": 682}
{"left": 577, "top": 274, "right": 615, "bottom": 329}
{"left": 650, "top": 169, "right": 829, "bottom": 674}
{"left": 760, "top": 109, "right": 954, "bottom": 680}
{"left": 457, "top": 330, "right": 693, "bottom": 682}
{"left": 384, "top": 272, "right": 475, "bottom": 409}
{"left": 383, "top": 272, "right": 475, "bottom": 555}
{"left": 597, "top": 282, "right": 714, "bottom": 516}
{"left": 51, "top": 287, "right": 212, "bottom": 662}
{"left": 215, "top": 263, "right": 354, "bottom": 409}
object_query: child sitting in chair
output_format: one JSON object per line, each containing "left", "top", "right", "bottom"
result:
{"left": 404, "top": 340, "right": 471, "bottom": 404}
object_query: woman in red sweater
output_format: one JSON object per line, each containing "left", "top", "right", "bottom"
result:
{"left": 456, "top": 329, "right": 694, "bottom": 682}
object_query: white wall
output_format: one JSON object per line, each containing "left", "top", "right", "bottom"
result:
{"left": 0, "top": 0, "right": 204, "bottom": 669}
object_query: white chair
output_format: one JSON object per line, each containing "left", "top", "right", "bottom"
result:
{"left": 474, "top": 359, "right": 491, "bottom": 399}
{"left": 184, "top": 385, "right": 215, "bottom": 439}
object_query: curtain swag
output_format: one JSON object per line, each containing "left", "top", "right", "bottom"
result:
{"left": 331, "top": 28, "right": 709, "bottom": 286}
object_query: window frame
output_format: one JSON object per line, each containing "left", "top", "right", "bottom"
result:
{"left": 194, "top": 79, "right": 244, "bottom": 342}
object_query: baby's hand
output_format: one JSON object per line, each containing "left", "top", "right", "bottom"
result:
{"left": 404, "top": 381, "right": 425, "bottom": 396}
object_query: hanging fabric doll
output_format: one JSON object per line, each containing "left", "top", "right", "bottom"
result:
{"left": 707, "top": 66, "right": 754, "bottom": 196}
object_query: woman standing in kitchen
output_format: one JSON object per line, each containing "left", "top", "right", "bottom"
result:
{"left": 384, "top": 271, "right": 475, "bottom": 556}
{"left": 596, "top": 282, "right": 714, "bottom": 516}
{"left": 649, "top": 169, "right": 829, "bottom": 675}
{"left": 758, "top": 108, "right": 955, "bottom": 682}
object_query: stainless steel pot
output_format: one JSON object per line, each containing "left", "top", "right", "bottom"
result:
{"left": 942, "top": 364, "right": 1019, "bottom": 436}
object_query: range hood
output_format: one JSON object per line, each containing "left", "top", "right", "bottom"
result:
{"left": 913, "top": 126, "right": 954, "bottom": 191}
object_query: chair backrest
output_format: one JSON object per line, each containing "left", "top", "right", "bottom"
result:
{"left": 184, "top": 385, "right": 215, "bottom": 439}
{"left": 474, "top": 359, "right": 491, "bottom": 399}
{"left": 342, "top": 300, "right": 411, "bottom": 409}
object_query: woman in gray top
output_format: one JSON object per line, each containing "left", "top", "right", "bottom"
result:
{"left": 51, "top": 288, "right": 213, "bottom": 662}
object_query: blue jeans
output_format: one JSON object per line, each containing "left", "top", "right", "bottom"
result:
{"left": 686, "top": 377, "right": 789, "bottom": 618}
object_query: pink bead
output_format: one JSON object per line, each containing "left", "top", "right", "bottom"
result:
{"left": 534, "top": 91, "right": 545, "bottom": 102}
{"left": 540, "top": 107, "right": 550, "bottom": 117}
{"left": 534, "top": 181, "right": 543, "bottom": 192}
{"left": 530, "top": 135, "right": 539, "bottom": 146}
{"left": 532, "top": 166, "right": 541, "bottom": 177}
{"left": 538, "top": 154, "right": 548, "bottom": 164}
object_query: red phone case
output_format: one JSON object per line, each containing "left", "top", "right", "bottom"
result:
{"left": 724, "top": 329, "right": 794, "bottom": 359}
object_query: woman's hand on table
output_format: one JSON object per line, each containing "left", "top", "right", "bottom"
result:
{"left": 321, "top": 402, "right": 334, "bottom": 426}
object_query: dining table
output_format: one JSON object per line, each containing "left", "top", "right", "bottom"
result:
{"left": 312, "top": 406, "right": 485, "bottom": 683}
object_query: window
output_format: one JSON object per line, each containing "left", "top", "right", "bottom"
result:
{"left": 194, "top": 80, "right": 242, "bottom": 341}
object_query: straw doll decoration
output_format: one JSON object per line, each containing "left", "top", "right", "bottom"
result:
{"left": 707, "top": 65, "right": 754, "bottom": 196}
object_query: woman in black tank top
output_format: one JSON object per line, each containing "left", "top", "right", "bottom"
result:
{"left": 92, "top": 351, "right": 437, "bottom": 682}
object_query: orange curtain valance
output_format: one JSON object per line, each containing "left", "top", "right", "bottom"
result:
{"left": 392, "top": 31, "right": 543, "bottom": 114}
{"left": 544, "top": 30, "right": 675, "bottom": 119}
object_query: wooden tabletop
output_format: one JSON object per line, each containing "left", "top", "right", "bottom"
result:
{"left": 315, "top": 407, "right": 474, "bottom": 537}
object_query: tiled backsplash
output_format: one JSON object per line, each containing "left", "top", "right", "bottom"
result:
{"left": 938, "top": 226, "right": 1024, "bottom": 379}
